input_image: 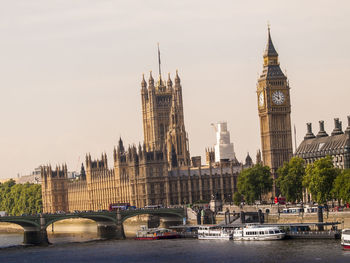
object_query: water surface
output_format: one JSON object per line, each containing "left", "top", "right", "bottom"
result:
{"left": 0, "top": 234, "right": 349, "bottom": 263}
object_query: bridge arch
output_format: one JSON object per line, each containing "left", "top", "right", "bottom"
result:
{"left": 0, "top": 208, "right": 185, "bottom": 245}
{"left": 44, "top": 214, "right": 116, "bottom": 228}
{"left": 0, "top": 216, "right": 47, "bottom": 245}
{"left": 44, "top": 213, "right": 121, "bottom": 240}
{"left": 121, "top": 210, "right": 184, "bottom": 223}
{"left": 0, "top": 218, "right": 40, "bottom": 229}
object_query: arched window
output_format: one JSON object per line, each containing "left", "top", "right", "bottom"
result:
{"left": 160, "top": 123, "right": 164, "bottom": 139}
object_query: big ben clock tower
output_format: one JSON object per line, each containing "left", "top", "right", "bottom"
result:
{"left": 257, "top": 27, "right": 293, "bottom": 195}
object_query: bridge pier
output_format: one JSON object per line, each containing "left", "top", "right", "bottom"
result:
{"left": 116, "top": 210, "right": 125, "bottom": 239}
{"left": 22, "top": 216, "right": 49, "bottom": 246}
{"left": 96, "top": 210, "right": 125, "bottom": 240}
{"left": 96, "top": 222, "right": 125, "bottom": 240}
{"left": 97, "top": 223, "right": 118, "bottom": 239}
{"left": 23, "top": 228, "right": 49, "bottom": 246}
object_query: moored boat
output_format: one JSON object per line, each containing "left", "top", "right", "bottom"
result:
{"left": 233, "top": 224, "right": 285, "bottom": 241}
{"left": 341, "top": 229, "right": 350, "bottom": 250}
{"left": 285, "top": 224, "right": 341, "bottom": 239}
{"left": 135, "top": 226, "right": 181, "bottom": 240}
{"left": 198, "top": 226, "right": 232, "bottom": 240}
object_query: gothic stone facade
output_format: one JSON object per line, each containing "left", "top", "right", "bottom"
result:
{"left": 295, "top": 116, "right": 350, "bottom": 169}
{"left": 257, "top": 28, "right": 293, "bottom": 194}
{"left": 42, "top": 71, "right": 250, "bottom": 213}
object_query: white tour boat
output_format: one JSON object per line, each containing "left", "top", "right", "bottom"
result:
{"left": 233, "top": 225, "right": 285, "bottom": 241}
{"left": 198, "top": 226, "right": 232, "bottom": 240}
{"left": 341, "top": 229, "right": 350, "bottom": 250}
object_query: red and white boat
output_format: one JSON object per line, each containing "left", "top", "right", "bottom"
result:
{"left": 341, "top": 229, "right": 350, "bottom": 250}
{"left": 135, "top": 225, "right": 181, "bottom": 240}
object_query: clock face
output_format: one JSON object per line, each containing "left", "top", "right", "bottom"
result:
{"left": 259, "top": 92, "right": 264, "bottom": 106}
{"left": 272, "top": 90, "right": 285, "bottom": 105}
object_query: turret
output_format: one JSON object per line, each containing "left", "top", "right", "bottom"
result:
{"left": 80, "top": 163, "right": 86, "bottom": 180}
{"left": 113, "top": 147, "right": 117, "bottom": 162}
{"left": 137, "top": 143, "right": 143, "bottom": 160}
{"left": 256, "top": 149, "right": 262, "bottom": 165}
{"left": 174, "top": 69, "right": 180, "bottom": 85}
{"left": 141, "top": 73, "right": 147, "bottom": 90}
{"left": 167, "top": 73, "right": 173, "bottom": 90}
{"left": 118, "top": 137, "right": 125, "bottom": 153}
{"left": 148, "top": 71, "right": 155, "bottom": 90}
{"left": 156, "top": 75, "right": 164, "bottom": 90}
{"left": 85, "top": 153, "right": 92, "bottom": 169}
{"left": 245, "top": 153, "right": 253, "bottom": 166}
{"left": 169, "top": 91, "right": 177, "bottom": 128}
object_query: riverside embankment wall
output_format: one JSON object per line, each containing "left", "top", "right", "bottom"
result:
{"left": 222, "top": 204, "right": 350, "bottom": 228}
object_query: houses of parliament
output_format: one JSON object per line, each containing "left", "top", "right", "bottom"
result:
{"left": 41, "top": 29, "right": 293, "bottom": 213}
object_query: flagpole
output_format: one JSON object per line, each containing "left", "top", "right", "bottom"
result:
{"left": 157, "top": 43, "right": 161, "bottom": 77}
{"left": 294, "top": 124, "right": 297, "bottom": 153}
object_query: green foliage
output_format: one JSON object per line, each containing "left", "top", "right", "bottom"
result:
{"left": 193, "top": 200, "right": 209, "bottom": 204}
{"left": 276, "top": 157, "right": 305, "bottom": 203}
{"left": 233, "top": 192, "right": 242, "bottom": 206}
{"left": 332, "top": 169, "right": 350, "bottom": 204}
{"left": 303, "top": 156, "right": 340, "bottom": 204}
{"left": 0, "top": 180, "right": 42, "bottom": 215}
{"left": 237, "top": 164, "right": 273, "bottom": 204}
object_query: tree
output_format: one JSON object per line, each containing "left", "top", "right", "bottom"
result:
{"left": 237, "top": 164, "right": 273, "bottom": 204}
{"left": 276, "top": 157, "right": 305, "bottom": 203}
{"left": 332, "top": 169, "right": 350, "bottom": 204}
{"left": 303, "top": 156, "right": 340, "bottom": 204}
{"left": 0, "top": 180, "right": 42, "bottom": 215}
{"left": 233, "top": 192, "right": 242, "bottom": 206}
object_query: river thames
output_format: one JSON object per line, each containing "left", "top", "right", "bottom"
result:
{"left": 0, "top": 232, "right": 350, "bottom": 263}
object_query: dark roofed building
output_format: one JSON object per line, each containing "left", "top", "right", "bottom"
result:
{"left": 295, "top": 116, "right": 350, "bottom": 169}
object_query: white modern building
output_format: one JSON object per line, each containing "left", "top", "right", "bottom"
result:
{"left": 212, "top": 122, "right": 236, "bottom": 162}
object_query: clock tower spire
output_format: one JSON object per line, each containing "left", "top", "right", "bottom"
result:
{"left": 257, "top": 27, "right": 293, "bottom": 196}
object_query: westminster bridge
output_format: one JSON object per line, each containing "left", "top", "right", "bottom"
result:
{"left": 0, "top": 208, "right": 185, "bottom": 245}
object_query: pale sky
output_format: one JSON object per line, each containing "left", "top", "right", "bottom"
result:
{"left": 1, "top": 0, "right": 350, "bottom": 178}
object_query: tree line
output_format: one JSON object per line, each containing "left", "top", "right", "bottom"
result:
{"left": 0, "top": 179, "right": 42, "bottom": 215}
{"left": 234, "top": 156, "right": 350, "bottom": 206}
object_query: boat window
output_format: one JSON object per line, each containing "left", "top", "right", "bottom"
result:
{"left": 259, "top": 231, "right": 264, "bottom": 235}
{"left": 274, "top": 230, "right": 280, "bottom": 233}
{"left": 269, "top": 231, "right": 274, "bottom": 234}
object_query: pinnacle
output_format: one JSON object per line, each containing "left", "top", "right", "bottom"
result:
{"left": 263, "top": 27, "right": 278, "bottom": 57}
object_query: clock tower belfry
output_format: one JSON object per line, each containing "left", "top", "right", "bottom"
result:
{"left": 257, "top": 27, "right": 293, "bottom": 195}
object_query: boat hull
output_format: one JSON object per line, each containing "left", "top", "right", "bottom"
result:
{"left": 233, "top": 234, "right": 285, "bottom": 241}
{"left": 135, "top": 237, "right": 158, "bottom": 240}
{"left": 342, "top": 245, "right": 350, "bottom": 250}
{"left": 198, "top": 236, "right": 232, "bottom": 241}
{"left": 286, "top": 231, "right": 340, "bottom": 239}
{"left": 197, "top": 226, "right": 233, "bottom": 240}
{"left": 341, "top": 229, "right": 350, "bottom": 249}
{"left": 135, "top": 235, "right": 180, "bottom": 240}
